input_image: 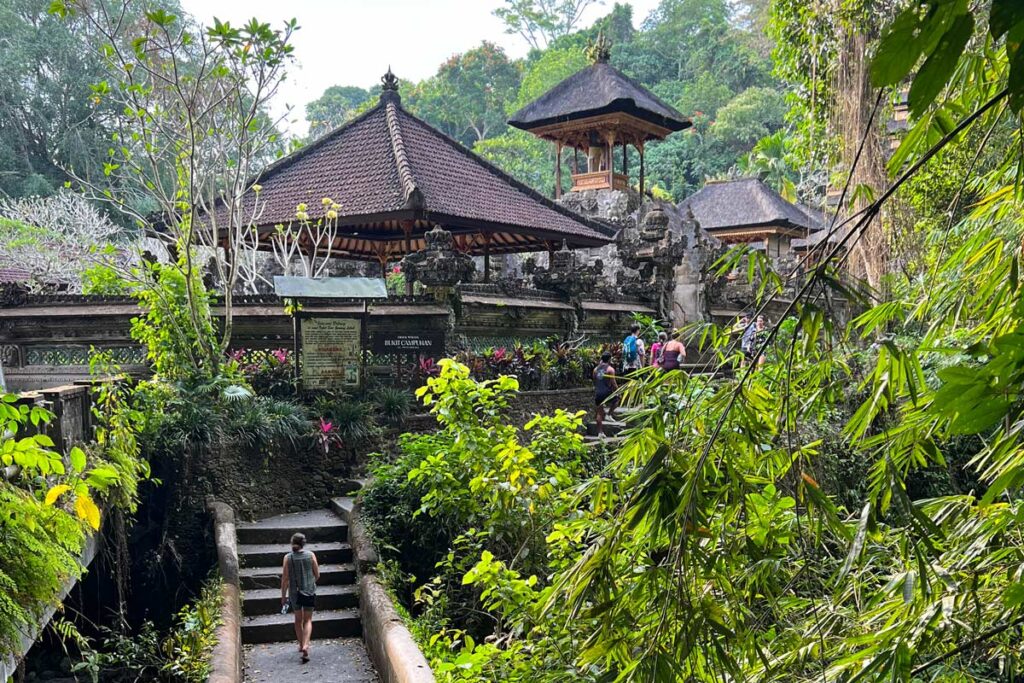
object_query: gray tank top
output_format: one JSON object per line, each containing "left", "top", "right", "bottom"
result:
{"left": 288, "top": 550, "right": 316, "bottom": 596}
{"left": 594, "top": 362, "right": 614, "bottom": 395}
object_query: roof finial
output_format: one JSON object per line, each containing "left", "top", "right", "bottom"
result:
{"left": 587, "top": 30, "right": 611, "bottom": 64}
{"left": 380, "top": 66, "right": 401, "bottom": 104}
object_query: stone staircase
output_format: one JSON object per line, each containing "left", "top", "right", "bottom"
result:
{"left": 236, "top": 509, "right": 362, "bottom": 645}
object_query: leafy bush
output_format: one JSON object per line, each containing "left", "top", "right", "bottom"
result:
{"left": 362, "top": 360, "right": 588, "bottom": 647}
{"left": 0, "top": 385, "right": 147, "bottom": 658}
{"left": 70, "top": 578, "right": 222, "bottom": 682}
{"left": 313, "top": 394, "right": 382, "bottom": 459}
{"left": 372, "top": 386, "right": 413, "bottom": 426}
{"left": 451, "top": 338, "right": 615, "bottom": 391}
{"left": 228, "top": 348, "right": 296, "bottom": 399}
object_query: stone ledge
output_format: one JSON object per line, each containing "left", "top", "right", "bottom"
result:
{"left": 207, "top": 499, "right": 243, "bottom": 683}
{"left": 331, "top": 496, "right": 435, "bottom": 683}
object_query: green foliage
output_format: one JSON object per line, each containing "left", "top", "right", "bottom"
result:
{"left": 129, "top": 258, "right": 219, "bottom": 381}
{"left": 0, "top": 378, "right": 149, "bottom": 658}
{"left": 70, "top": 577, "right": 222, "bottom": 682}
{"left": 229, "top": 348, "right": 296, "bottom": 399}
{"left": 363, "top": 360, "right": 598, "bottom": 677}
{"left": 372, "top": 386, "right": 413, "bottom": 426}
{"left": 409, "top": 42, "right": 521, "bottom": 146}
{"left": 313, "top": 394, "right": 382, "bottom": 459}
{"left": 710, "top": 86, "right": 787, "bottom": 153}
{"left": 0, "top": 0, "right": 123, "bottom": 198}
{"left": 492, "top": 0, "right": 601, "bottom": 50}
{"left": 81, "top": 263, "right": 132, "bottom": 295}
{"left": 305, "top": 85, "right": 373, "bottom": 138}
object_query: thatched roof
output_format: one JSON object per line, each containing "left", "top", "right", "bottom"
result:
{"left": 508, "top": 62, "right": 690, "bottom": 136}
{"left": 679, "top": 178, "right": 822, "bottom": 234}
{"left": 210, "top": 76, "right": 614, "bottom": 262}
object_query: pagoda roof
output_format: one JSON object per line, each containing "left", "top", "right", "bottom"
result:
{"left": 508, "top": 62, "right": 690, "bottom": 137}
{"left": 218, "top": 84, "right": 614, "bottom": 262}
{"left": 679, "top": 178, "right": 822, "bottom": 235}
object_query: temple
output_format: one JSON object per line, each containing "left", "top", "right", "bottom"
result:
{"left": 678, "top": 178, "right": 822, "bottom": 258}
{"left": 215, "top": 69, "right": 614, "bottom": 279}
{"left": 508, "top": 35, "right": 690, "bottom": 197}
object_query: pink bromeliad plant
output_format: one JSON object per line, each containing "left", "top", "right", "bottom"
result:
{"left": 316, "top": 417, "right": 343, "bottom": 460}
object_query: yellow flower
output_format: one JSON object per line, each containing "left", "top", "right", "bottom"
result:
{"left": 296, "top": 211, "right": 309, "bottom": 221}
{"left": 321, "top": 197, "right": 333, "bottom": 206}
{"left": 326, "top": 209, "right": 338, "bottom": 220}
{"left": 252, "top": 183, "right": 263, "bottom": 193}
{"left": 296, "top": 202, "right": 307, "bottom": 212}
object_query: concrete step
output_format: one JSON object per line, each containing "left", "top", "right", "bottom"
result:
{"left": 236, "top": 509, "right": 348, "bottom": 545}
{"left": 585, "top": 419, "right": 626, "bottom": 437}
{"left": 239, "top": 563, "right": 357, "bottom": 591}
{"left": 238, "top": 542, "right": 353, "bottom": 568}
{"left": 243, "top": 585, "right": 359, "bottom": 616}
{"left": 583, "top": 435, "right": 626, "bottom": 447}
{"left": 241, "top": 608, "right": 362, "bottom": 644}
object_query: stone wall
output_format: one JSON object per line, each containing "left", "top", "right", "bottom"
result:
{"left": 1, "top": 291, "right": 651, "bottom": 391}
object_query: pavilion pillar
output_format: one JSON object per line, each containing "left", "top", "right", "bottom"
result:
{"left": 483, "top": 232, "right": 492, "bottom": 283}
{"left": 400, "top": 220, "right": 414, "bottom": 296}
{"left": 639, "top": 142, "right": 645, "bottom": 196}
{"left": 605, "top": 131, "right": 616, "bottom": 189}
{"left": 554, "top": 142, "right": 563, "bottom": 199}
{"left": 622, "top": 143, "right": 628, "bottom": 177}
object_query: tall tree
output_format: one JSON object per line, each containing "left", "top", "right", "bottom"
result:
{"left": 493, "top": 0, "right": 602, "bottom": 50}
{"left": 305, "top": 85, "right": 372, "bottom": 138}
{"left": 409, "top": 42, "right": 521, "bottom": 146}
{"left": 54, "top": 0, "right": 296, "bottom": 372}
{"left": 0, "top": 0, "right": 145, "bottom": 199}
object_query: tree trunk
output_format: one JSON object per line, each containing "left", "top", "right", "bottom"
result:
{"left": 835, "top": 11, "right": 888, "bottom": 295}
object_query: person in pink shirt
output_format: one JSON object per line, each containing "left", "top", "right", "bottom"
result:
{"left": 649, "top": 331, "right": 668, "bottom": 368}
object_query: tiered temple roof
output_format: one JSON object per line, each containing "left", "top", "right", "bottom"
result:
{"left": 678, "top": 178, "right": 822, "bottom": 243}
{"left": 508, "top": 41, "right": 690, "bottom": 196}
{"left": 508, "top": 61, "right": 690, "bottom": 144}
{"left": 217, "top": 70, "right": 614, "bottom": 266}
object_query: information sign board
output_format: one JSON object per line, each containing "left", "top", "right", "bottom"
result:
{"left": 370, "top": 330, "right": 444, "bottom": 356}
{"left": 299, "top": 317, "right": 362, "bottom": 389}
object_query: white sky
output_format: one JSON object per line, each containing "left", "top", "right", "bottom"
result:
{"left": 179, "top": 0, "right": 662, "bottom": 136}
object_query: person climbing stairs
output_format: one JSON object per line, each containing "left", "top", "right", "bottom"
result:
{"left": 235, "top": 508, "right": 377, "bottom": 681}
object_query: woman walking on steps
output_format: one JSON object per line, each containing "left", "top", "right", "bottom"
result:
{"left": 281, "top": 532, "right": 320, "bottom": 663}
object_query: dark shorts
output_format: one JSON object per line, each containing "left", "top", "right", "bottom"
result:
{"left": 293, "top": 592, "right": 315, "bottom": 610}
{"left": 595, "top": 391, "right": 615, "bottom": 407}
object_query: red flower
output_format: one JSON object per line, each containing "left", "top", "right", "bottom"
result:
{"left": 271, "top": 348, "right": 289, "bottom": 364}
{"left": 319, "top": 418, "right": 334, "bottom": 434}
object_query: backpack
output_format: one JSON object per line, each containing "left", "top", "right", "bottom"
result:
{"left": 624, "top": 334, "right": 638, "bottom": 363}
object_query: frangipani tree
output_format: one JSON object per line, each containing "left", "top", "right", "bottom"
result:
{"left": 51, "top": 0, "right": 296, "bottom": 372}
{"left": 269, "top": 198, "right": 342, "bottom": 280}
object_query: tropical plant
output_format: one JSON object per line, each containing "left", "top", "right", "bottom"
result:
{"left": 69, "top": 577, "right": 222, "bottom": 682}
{"left": 0, "top": 384, "right": 146, "bottom": 658}
{"left": 372, "top": 386, "right": 414, "bottom": 426}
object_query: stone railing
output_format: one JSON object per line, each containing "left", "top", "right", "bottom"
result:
{"left": 14, "top": 381, "right": 108, "bottom": 452}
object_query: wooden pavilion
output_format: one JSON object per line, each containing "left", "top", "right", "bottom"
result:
{"left": 215, "top": 69, "right": 614, "bottom": 280}
{"left": 678, "top": 178, "right": 822, "bottom": 257}
{"left": 507, "top": 38, "right": 690, "bottom": 197}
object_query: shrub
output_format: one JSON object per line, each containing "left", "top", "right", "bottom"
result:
{"left": 69, "top": 577, "right": 222, "bottom": 682}
{"left": 361, "top": 360, "right": 587, "bottom": 641}
{"left": 228, "top": 348, "right": 295, "bottom": 399}
{"left": 372, "top": 386, "right": 413, "bottom": 426}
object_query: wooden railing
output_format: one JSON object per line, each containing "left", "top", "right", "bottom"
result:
{"left": 570, "top": 170, "right": 630, "bottom": 192}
